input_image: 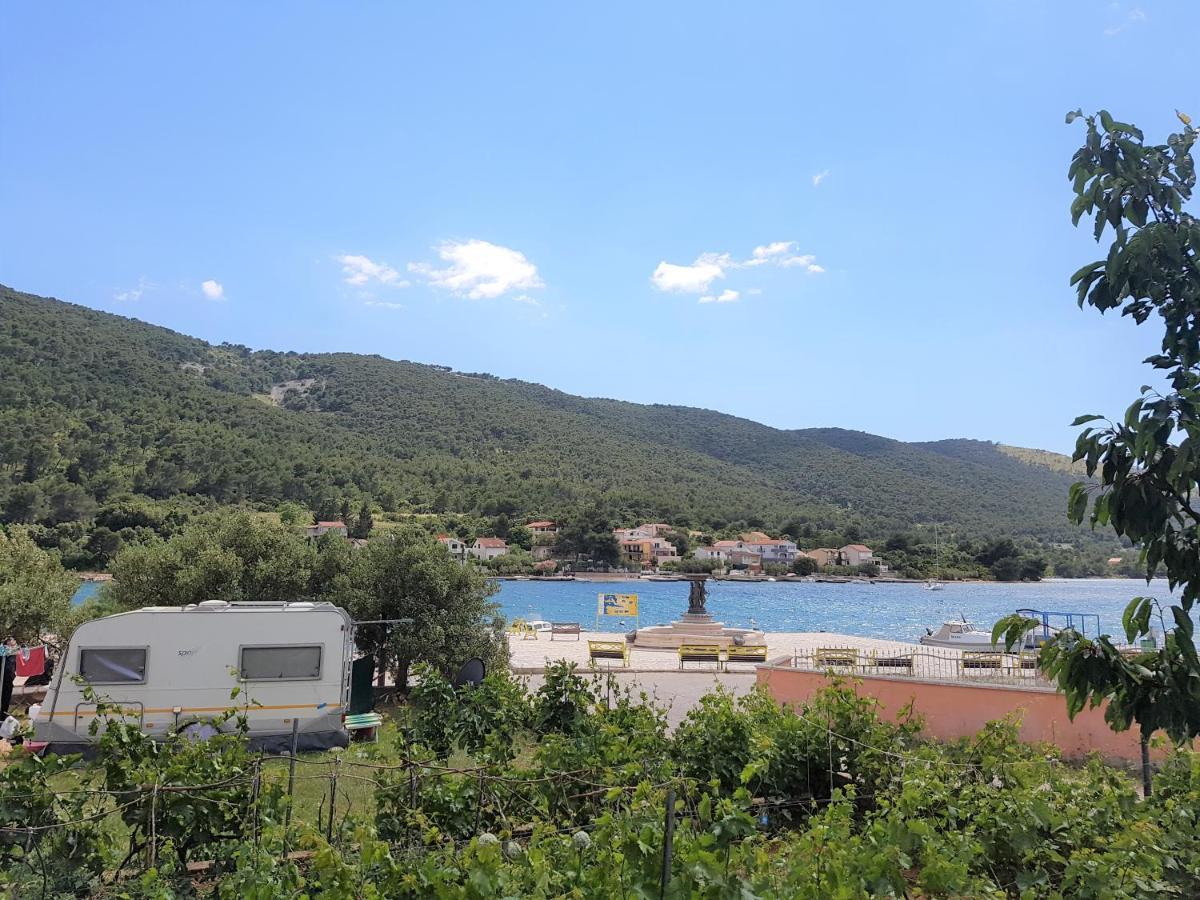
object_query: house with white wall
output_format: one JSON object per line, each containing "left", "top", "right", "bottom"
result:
{"left": 470, "top": 537, "right": 509, "bottom": 561}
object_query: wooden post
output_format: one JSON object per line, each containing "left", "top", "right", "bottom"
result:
{"left": 659, "top": 787, "right": 676, "bottom": 899}
{"left": 326, "top": 753, "right": 341, "bottom": 844}
{"left": 475, "top": 768, "right": 487, "bottom": 835}
{"left": 285, "top": 718, "right": 299, "bottom": 830}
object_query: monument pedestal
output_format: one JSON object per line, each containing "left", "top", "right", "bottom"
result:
{"left": 632, "top": 577, "right": 765, "bottom": 650}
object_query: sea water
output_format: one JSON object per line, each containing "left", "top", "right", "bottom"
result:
{"left": 491, "top": 577, "right": 1178, "bottom": 643}
{"left": 71, "top": 576, "right": 1176, "bottom": 645}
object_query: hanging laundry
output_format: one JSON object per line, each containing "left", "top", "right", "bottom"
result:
{"left": 14, "top": 645, "right": 46, "bottom": 679}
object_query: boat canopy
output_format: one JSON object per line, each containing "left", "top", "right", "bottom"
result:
{"left": 1015, "top": 608, "right": 1102, "bottom": 641}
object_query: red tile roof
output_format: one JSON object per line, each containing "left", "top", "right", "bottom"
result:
{"left": 316, "top": 521, "right": 346, "bottom": 528}
{"left": 844, "top": 544, "right": 872, "bottom": 552}
{"left": 474, "top": 537, "right": 508, "bottom": 548}
{"left": 527, "top": 520, "right": 555, "bottom": 528}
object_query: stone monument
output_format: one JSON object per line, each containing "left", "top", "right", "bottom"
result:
{"left": 633, "top": 575, "right": 766, "bottom": 650}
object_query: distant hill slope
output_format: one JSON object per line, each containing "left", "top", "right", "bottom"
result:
{"left": 0, "top": 285, "right": 1095, "bottom": 544}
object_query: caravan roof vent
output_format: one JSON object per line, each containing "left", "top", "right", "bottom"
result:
{"left": 286, "top": 602, "right": 316, "bottom": 610}
{"left": 197, "top": 599, "right": 231, "bottom": 610}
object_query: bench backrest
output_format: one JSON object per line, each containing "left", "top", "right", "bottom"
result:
{"left": 588, "top": 641, "right": 626, "bottom": 657}
{"left": 552, "top": 623, "right": 580, "bottom": 634}
{"left": 678, "top": 643, "right": 721, "bottom": 659}
{"left": 814, "top": 648, "right": 858, "bottom": 666}
{"left": 726, "top": 645, "right": 768, "bottom": 659}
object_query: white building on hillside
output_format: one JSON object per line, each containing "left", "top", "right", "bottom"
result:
{"left": 470, "top": 537, "right": 509, "bottom": 560}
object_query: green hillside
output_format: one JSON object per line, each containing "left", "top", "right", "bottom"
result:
{"left": 0, "top": 285, "right": 1098, "bottom": 564}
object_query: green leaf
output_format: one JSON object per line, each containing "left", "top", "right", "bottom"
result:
{"left": 1070, "top": 414, "right": 1103, "bottom": 426}
{"left": 1065, "top": 109, "right": 1083, "bottom": 125}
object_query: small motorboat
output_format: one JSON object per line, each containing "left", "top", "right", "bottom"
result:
{"left": 924, "top": 579, "right": 945, "bottom": 591}
{"left": 920, "top": 618, "right": 1039, "bottom": 651}
{"left": 919, "top": 620, "right": 1003, "bottom": 650}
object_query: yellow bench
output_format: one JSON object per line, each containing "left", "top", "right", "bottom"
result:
{"left": 725, "top": 645, "right": 768, "bottom": 668}
{"left": 960, "top": 651, "right": 1003, "bottom": 672}
{"left": 588, "top": 640, "right": 629, "bottom": 667}
{"left": 678, "top": 643, "right": 722, "bottom": 670}
{"left": 868, "top": 652, "right": 914, "bottom": 672}
{"left": 1008, "top": 653, "right": 1039, "bottom": 671}
{"left": 814, "top": 648, "right": 858, "bottom": 669}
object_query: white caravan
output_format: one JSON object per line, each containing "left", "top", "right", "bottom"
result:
{"left": 34, "top": 600, "right": 355, "bottom": 754}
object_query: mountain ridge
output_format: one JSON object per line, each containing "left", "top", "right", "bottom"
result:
{"left": 0, "top": 285, "right": 1097, "bottom": 557}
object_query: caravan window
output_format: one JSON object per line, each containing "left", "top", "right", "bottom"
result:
{"left": 240, "top": 645, "right": 322, "bottom": 680}
{"left": 79, "top": 647, "right": 148, "bottom": 684}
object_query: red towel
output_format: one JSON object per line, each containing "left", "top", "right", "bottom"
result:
{"left": 15, "top": 645, "right": 45, "bottom": 678}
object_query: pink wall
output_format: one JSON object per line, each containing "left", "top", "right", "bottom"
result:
{"left": 757, "top": 665, "right": 1163, "bottom": 765}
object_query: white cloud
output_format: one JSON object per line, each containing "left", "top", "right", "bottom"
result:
{"left": 654, "top": 242, "right": 826, "bottom": 298}
{"left": 744, "top": 241, "right": 795, "bottom": 266}
{"left": 408, "top": 239, "right": 543, "bottom": 299}
{"left": 364, "top": 299, "right": 404, "bottom": 310}
{"left": 1105, "top": 5, "right": 1146, "bottom": 34}
{"left": 699, "top": 289, "right": 740, "bottom": 304}
{"left": 337, "top": 254, "right": 407, "bottom": 287}
{"left": 513, "top": 294, "right": 540, "bottom": 306}
{"left": 200, "top": 279, "right": 225, "bottom": 301}
{"left": 113, "top": 277, "right": 153, "bottom": 302}
{"left": 812, "top": 169, "right": 830, "bottom": 187}
{"left": 651, "top": 252, "right": 733, "bottom": 293}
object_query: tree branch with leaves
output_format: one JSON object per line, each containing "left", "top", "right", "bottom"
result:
{"left": 997, "top": 108, "right": 1200, "bottom": 745}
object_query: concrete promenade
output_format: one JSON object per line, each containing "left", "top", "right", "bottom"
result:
{"left": 507, "top": 630, "right": 918, "bottom": 673}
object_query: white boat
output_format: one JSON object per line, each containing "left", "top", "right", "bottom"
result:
{"left": 919, "top": 620, "right": 999, "bottom": 650}
{"left": 924, "top": 524, "right": 946, "bottom": 590}
{"left": 920, "top": 619, "right": 1038, "bottom": 651}
{"left": 525, "top": 619, "right": 553, "bottom": 634}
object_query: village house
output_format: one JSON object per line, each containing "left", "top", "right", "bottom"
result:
{"left": 469, "top": 537, "right": 509, "bottom": 561}
{"left": 693, "top": 545, "right": 731, "bottom": 563}
{"left": 801, "top": 547, "right": 844, "bottom": 567}
{"left": 697, "top": 540, "right": 763, "bottom": 573}
{"left": 842, "top": 544, "right": 883, "bottom": 569}
{"left": 613, "top": 523, "right": 674, "bottom": 542}
{"left": 305, "top": 520, "right": 348, "bottom": 539}
{"left": 619, "top": 535, "right": 680, "bottom": 569}
{"left": 739, "top": 533, "right": 799, "bottom": 565}
{"left": 436, "top": 534, "right": 468, "bottom": 561}
{"left": 729, "top": 549, "right": 763, "bottom": 573}
{"left": 527, "top": 520, "right": 558, "bottom": 535}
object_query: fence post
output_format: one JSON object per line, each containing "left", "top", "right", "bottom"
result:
{"left": 148, "top": 780, "right": 159, "bottom": 869}
{"left": 659, "top": 787, "right": 676, "bottom": 899}
{"left": 285, "top": 718, "right": 299, "bottom": 830}
{"left": 1140, "top": 734, "right": 1152, "bottom": 798}
{"left": 474, "top": 768, "right": 487, "bottom": 835}
{"left": 252, "top": 752, "right": 263, "bottom": 850}
{"left": 408, "top": 762, "right": 418, "bottom": 851}
{"left": 327, "top": 751, "right": 341, "bottom": 844}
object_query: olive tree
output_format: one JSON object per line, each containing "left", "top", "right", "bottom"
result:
{"left": 0, "top": 527, "right": 78, "bottom": 643}
{"left": 997, "top": 109, "right": 1200, "bottom": 746}
{"left": 330, "top": 527, "right": 507, "bottom": 691}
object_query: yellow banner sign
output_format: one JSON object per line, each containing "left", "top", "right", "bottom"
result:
{"left": 598, "top": 593, "right": 638, "bottom": 616}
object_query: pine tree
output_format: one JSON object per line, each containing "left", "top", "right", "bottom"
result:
{"left": 352, "top": 500, "right": 374, "bottom": 539}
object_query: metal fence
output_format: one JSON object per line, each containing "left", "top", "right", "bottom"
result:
{"left": 790, "top": 644, "right": 1054, "bottom": 689}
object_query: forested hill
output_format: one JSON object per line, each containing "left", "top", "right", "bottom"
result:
{"left": 1, "top": 286, "right": 1097, "bottom": 560}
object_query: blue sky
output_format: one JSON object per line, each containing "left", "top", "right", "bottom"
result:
{"left": 2, "top": 2, "right": 1196, "bottom": 453}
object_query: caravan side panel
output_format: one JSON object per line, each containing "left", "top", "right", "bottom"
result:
{"left": 36, "top": 604, "right": 353, "bottom": 753}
